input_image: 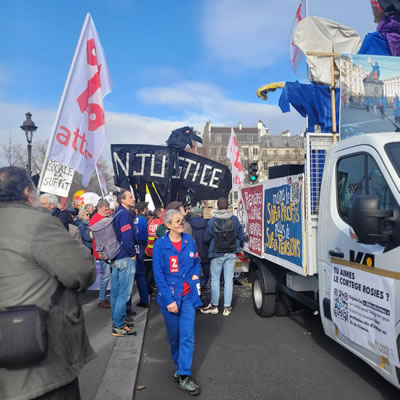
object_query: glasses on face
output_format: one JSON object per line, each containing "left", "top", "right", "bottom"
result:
{"left": 174, "top": 219, "right": 184, "bottom": 226}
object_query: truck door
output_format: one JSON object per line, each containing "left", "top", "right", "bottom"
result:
{"left": 318, "top": 145, "right": 400, "bottom": 387}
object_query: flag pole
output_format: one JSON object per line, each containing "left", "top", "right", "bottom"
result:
{"left": 37, "top": 13, "right": 91, "bottom": 193}
{"left": 95, "top": 165, "right": 105, "bottom": 198}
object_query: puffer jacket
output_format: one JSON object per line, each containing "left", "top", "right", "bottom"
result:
{"left": 0, "top": 203, "right": 96, "bottom": 400}
{"left": 203, "top": 209, "right": 245, "bottom": 258}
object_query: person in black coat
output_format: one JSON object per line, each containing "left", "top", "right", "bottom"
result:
{"left": 188, "top": 207, "right": 210, "bottom": 292}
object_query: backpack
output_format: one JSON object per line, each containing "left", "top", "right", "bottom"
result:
{"left": 214, "top": 217, "right": 236, "bottom": 254}
{"left": 68, "top": 223, "right": 81, "bottom": 241}
{"left": 90, "top": 210, "right": 123, "bottom": 261}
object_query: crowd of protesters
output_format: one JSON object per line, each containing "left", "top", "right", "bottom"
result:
{"left": 0, "top": 166, "right": 246, "bottom": 398}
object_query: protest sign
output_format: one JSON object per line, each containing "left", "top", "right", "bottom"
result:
{"left": 331, "top": 261, "right": 399, "bottom": 366}
{"left": 263, "top": 174, "right": 305, "bottom": 273}
{"left": 240, "top": 184, "right": 263, "bottom": 256}
{"left": 40, "top": 159, "right": 75, "bottom": 197}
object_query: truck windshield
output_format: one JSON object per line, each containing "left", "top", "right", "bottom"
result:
{"left": 385, "top": 142, "right": 400, "bottom": 178}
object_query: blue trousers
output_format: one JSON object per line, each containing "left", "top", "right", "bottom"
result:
{"left": 110, "top": 258, "right": 136, "bottom": 328}
{"left": 98, "top": 260, "right": 111, "bottom": 302}
{"left": 135, "top": 257, "right": 149, "bottom": 304}
{"left": 160, "top": 295, "right": 196, "bottom": 376}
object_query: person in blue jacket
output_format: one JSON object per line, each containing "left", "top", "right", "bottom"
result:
{"left": 77, "top": 208, "right": 93, "bottom": 252}
{"left": 153, "top": 209, "right": 202, "bottom": 396}
{"left": 133, "top": 210, "right": 149, "bottom": 307}
{"left": 111, "top": 190, "right": 138, "bottom": 336}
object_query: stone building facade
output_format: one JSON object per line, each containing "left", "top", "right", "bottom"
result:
{"left": 197, "top": 120, "right": 304, "bottom": 185}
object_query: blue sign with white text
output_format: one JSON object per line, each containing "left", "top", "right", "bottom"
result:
{"left": 264, "top": 176, "right": 303, "bottom": 268}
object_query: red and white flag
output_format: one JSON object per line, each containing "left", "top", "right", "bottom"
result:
{"left": 45, "top": 13, "right": 112, "bottom": 186}
{"left": 226, "top": 128, "right": 244, "bottom": 190}
{"left": 290, "top": 0, "right": 307, "bottom": 74}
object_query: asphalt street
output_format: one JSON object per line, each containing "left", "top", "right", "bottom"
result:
{"left": 134, "top": 281, "right": 399, "bottom": 400}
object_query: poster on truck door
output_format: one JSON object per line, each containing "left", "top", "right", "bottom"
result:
{"left": 240, "top": 184, "right": 263, "bottom": 256}
{"left": 264, "top": 174, "right": 304, "bottom": 273}
{"left": 331, "top": 261, "right": 399, "bottom": 366}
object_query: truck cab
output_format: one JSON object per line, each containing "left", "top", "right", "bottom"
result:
{"left": 318, "top": 133, "right": 400, "bottom": 387}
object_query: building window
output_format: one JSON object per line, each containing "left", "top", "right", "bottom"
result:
{"left": 274, "top": 162, "right": 279, "bottom": 166}
{"left": 253, "top": 148, "right": 258, "bottom": 156}
{"left": 285, "top": 150, "right": 289, "bottom": 157}
{"left": 249, "top": 135, "right": 254, "bottom": 143}
{"left": 244, "top": 148, "right": 249, "bottom": 157}
{"left": 221, "top": 147, "right": 225, "bottom": 156}
{"left": 263, "top": 162, "right": 268, "bottom": 170}
{"left": 215, "top": 134, "right": 221, "bottom": 143}
{"left": 244, "top": 160, "right": 248, "bottom": 168}
{"left": 273, "top": 150, "right": 278, "bottom": 158}
{"left": 262, "top": 150, "right": 267, "bottom": 157}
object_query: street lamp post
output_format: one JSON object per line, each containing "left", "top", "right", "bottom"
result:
{"left": 20, "top": 112, "right": 38, "bottom": 177}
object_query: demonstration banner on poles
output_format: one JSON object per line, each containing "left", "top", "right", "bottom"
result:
{"left": 39, "top": 13, "right": 112, "bottom": 192}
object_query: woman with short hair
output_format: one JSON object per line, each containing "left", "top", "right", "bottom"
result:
{"left": 153, "top": 209, "right": 202, "bottom": 396}
{"left": 77, "top": 208, "right": 93, "bottom": 251}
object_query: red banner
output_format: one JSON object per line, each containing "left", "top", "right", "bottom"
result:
{"left": 241, "top": 185, "right": 263, "bottom": 256}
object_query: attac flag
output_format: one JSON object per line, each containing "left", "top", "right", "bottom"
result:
{"left": 226, "top": 128, "right": 244, "bottom": 189}
{"left": 290, "top": 0, "right": 307, "bottom": 74}
{"left": 44, "top": 13, "right": 112, "bottom": 186}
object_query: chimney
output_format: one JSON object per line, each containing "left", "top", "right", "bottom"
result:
{"left": 238, "top": 121, "right": 242, "bottom": 130}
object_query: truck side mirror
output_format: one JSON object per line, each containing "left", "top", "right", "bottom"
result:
{"left": 349, "top": 195, "right": 393, "bottom": 245}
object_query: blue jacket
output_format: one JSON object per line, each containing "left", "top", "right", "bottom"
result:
{"left": 203, "top": 210, "right": 245, "bottom": 258}
{"left": 189, "top": 217, "right": 210, "bottom": 264}
{"left": 113, "top": 206, "right": 138, "bottom": 260}
{"left": 153, "top": 232, "right": 202, "bottom": 309}
{"left": 133, "top": 215, "right": 148, "bottom": 262}
{"left": 78, "top": 220, "right": 93, "bottom": 250}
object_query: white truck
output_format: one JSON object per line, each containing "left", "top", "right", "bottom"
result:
{"left": 239, "top": 132, "right": 400, "bottom": 388}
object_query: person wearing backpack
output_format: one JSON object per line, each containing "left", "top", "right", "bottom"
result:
{"left": 200, "top": 197, "right": 245, "bottom": 317}
{"left": 110, "top": 190, "right": 138, "bottom": 336}
{"left": 89, "top": 198, "right": 112, "bottom": 308}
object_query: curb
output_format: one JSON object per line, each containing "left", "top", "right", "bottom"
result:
{"left": 94, "top": 294, "right": 149, "bottom": 400}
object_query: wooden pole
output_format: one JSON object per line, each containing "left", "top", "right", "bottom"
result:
{"left": 306, "top": 51, "right": 340, "bottom": 141}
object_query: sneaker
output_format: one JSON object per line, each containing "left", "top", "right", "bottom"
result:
{"left": 223, "top": 306, "right": 232, "bottom": 317}
{"left": 173, "top": 368, "right": 179, "bottom": 381}
{"left": 125, "top": 316, "right": 134, "bottom": 323}
{"left": 126, "top": 308, "right": 137, "bottom": 316}
{"left": 112, "top": 325, "right": 137, "bottom": 336}
{"left": 136, "top": 302, "right": 149, "bottom": 308}
{"left": 98, "top": 300, "right": 111, "bottom": 308}
{"left": 178, "top": 376, "right": 201, "bottom": 396}
{"left": 200, "top": 304, "right": 218, "bottom": 315}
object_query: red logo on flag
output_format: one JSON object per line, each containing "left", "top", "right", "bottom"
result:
{"left": 169, "top": 256, "right": 179, "bottom": 273}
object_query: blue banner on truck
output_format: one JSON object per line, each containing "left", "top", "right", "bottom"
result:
{"left": 264, "top": 175, "right": 304, "bottom": 269}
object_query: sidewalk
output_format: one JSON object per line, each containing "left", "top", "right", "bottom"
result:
{"left": 79, "top": 290, "right": 149, "bottom": 400}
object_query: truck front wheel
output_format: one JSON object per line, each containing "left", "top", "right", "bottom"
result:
{"left": 252, "top": 270, "right": 276, "bottom": 317}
